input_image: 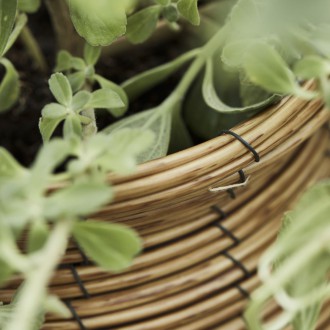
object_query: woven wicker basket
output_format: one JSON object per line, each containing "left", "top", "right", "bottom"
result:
{"left": 2, "top": 83, "right": 330, "bottom": 329}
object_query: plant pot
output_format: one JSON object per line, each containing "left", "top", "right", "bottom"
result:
{"left": 3, "top": 83, "right": 330, "bottom": 329}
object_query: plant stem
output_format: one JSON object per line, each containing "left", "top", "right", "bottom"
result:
{"left": 82, "top": 83, "right": 98, "bottom": 138}
{"left": 20, "top": 26, "right": 48, "bottom": 73}
{"left": 4, "top": 220, "right": 73, "bottom": 330}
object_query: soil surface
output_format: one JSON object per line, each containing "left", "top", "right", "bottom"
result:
{"left": 0, "top": 6, "right": 187, "bottom": 166}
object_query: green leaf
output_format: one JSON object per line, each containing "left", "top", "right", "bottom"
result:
{"left": 44, "top": 295, "right": 71, "bottom": 319}
{"left": 73, "top": 221, "right": 142, "bottom": 272}
{"left": 126, "top": 5, "right": 161, "bottom": 44}
{"left": 67, "top": 71, "right": 86, "bottom": 93}
{"left": 95, "top": 129, "right": 155, "bottom": 174}
{"left": 95, "top": 74, "right": 128, "bottom": 117}
{"left": 0, "top": 0, "right": 17, "bottom": 56}
{"left": 104, "top": 108, "right": 171, "bottom": 163}
{"left": 63, "top": 114, "right": 82, "bottom": 139}
{"left": 122, "top": 49, "right": 200, "bottom": 102}
{"left": 45, "top": 183, "right": 113, "bottom": 218}
{"left": 294, "top": 55, "right": 330, "bottom": 79}
{"left": 203, "top": 58, "right": 278, "bottom": 113}
{"left": 68, "top": 0, "right": 127, "bottom": 46}
{"left": 155, "top": 0, "right": 170, "bottom": 5}
{"left": 0, "top": 148, "right": 25, "bottom": 178}
{"left": 41, "top": 103, "right": 68, "bottom": 119}
{"left": 3, "top": 14, "right": 27, "bottom": 55}
{"left": 49, "top": 73, "right": 73, "bottom": 107}
{"left": 177, "top": 0, "right": 200, "bottom": 25}
{"left": 18, "top": 0, "right": 40, "bottom": 13}
{"left": 39, "top": 117, "right": 64, "bottom": 142}
{"left": 83, "top": 43, "right": 101, "bottom": 66}
{"left": 71, "top": 91, "right": 91, "bottom": 112}
{"left": 55, "top": 50, "right": 86, "bottom": 72}
{"left": 87, "top": 88, "right": 125, "bottom": 112}
{"left": 32, "top": 139, "right": 71, "bottom": 179}
{"left": 243, "top": 42, "right": 309, "bottom": 97}
{"left": 27, "top": 220, "right": 49, "bottom": 253}
{"left": 0, "top": 58, "right": 20, "bottom": 113}
{"left": 0, "top": 259, "right": 13, "bottom": 287}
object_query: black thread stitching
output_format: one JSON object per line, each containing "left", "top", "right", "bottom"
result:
{"left": 219, "top": 130, "right": 260, "bottom": 163}
{"left": 238, "top": 169, "right": 246, "bottom": 183}
{"left": 211, "top": 205, "right": 227, "bottom": 220}
{"left": 69, "top": 265, "right": 90, "bottom": 298}
{"left": 222, "top": 251, "right": 251, "bottom": 278}
{"left": 235, "top": 284, "right": 251, "bottom": 300}
{"left": 212, "top": 206, "right": 240, "bottom": 245}
{"left": 226, "top": 188, "right": 236, "bottom": 199}
{"left": 65, "top": 301, "right": 88, "bottom": 330}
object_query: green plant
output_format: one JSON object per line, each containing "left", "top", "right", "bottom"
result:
{"left": 0, "top": 0, "right": 329, "bottom": 330}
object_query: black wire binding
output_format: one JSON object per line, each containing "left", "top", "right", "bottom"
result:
{"left": 235, "top": 283, "right": 251, "bottom": 300}
{"left": 222, "top": 251, "right": 251, "bottom": 278}
{"left": 238, "top": 169, "right": 246, "bottom": 183}
{"left": 219, "top": 130, "right": 260, "bottom": 163}
{"left": 212, "top": 206, "right": 240, "bottom": 245}
{"left": 69, "top": 264, "right": 90, "bottom": 298}
{"left": 226, "top": 188, "right": 236, "bottom": 199}
{"left": 65, "top": 301, "right": 88, "bottom": 330}
{"left": 211, "top": 205, "right": 227, "bottom": 220}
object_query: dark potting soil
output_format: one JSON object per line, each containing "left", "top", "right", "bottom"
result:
{"left": 0, "top": 7, "right": 188, "bottom": 167}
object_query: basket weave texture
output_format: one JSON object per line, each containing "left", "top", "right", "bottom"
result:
{"left": 2, "top": 87, "right": 330, "bottom": 329}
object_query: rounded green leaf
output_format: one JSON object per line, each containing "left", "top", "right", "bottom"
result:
{"left": 41, "top": 103, "right": 68, "bottom": 119}
{"left": 126, "top": 5, "right": 161, "bottom": 44}
{"left": 49, "top": 73, "right": 73, "bottom": 107}
{"left": 87, "top": 88, "right": 125, "bottom": 111}
{"left": 73, "top": 221, "right": 142, "bottom": 272}
{"left": 68, "top": 0, "right": 127, "bottom": 46}
{"left": 177, "top": 0, "right": 200, "bottom": 26}
{"left": 0, "top": 58, "right": 19, "bottom": 113}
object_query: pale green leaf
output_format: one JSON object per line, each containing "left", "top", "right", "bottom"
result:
{"left": 96, "top": 129, "right": 155, "bottom": 174}
{"left": 243, "top": 42, "right": 309, "bottom": 97}
{"left": 95, "top": 75, "right": 128, "bottom": 117}
{"left": 203, "top": 58, "right": 278, "bottom": 113}
{"left": 27, "top": 220, "right": 49, "bottom": 253}
{"left": 63, "top": 114, "right": 82, "bottom": 139}
{"left": 177, "top": 0, "right": 200, "bottom": 25}
{"left": 41, "top": 103, "right": 68, "bottom": 119}
{"left": 39, "top": 117, "right": 64, "bottom": 142}
{"left": 55, "top": 50, "right": 86, "bottom": 72}
{"left": 49, "top": 73, "right": 73, "bottom": 106}
{"left": 45, "top": 183, "right": 113, "bottom": 218}
{"left": 0, "top": 148, "right": 25, "bottom": 178}
{"left": 294, "top": 55, "right": 330, "bottom": 79}
{"left": 126, "top": 5, "right": 161, "bottom": 44}
{"left": 67, "top": 71, "right": 86, "bottom": 93}
{"left": 0, "top": 0, "right": 17, "bottom": 56}
{"left": 73, "top": 221, "right": 142, "bottom": 272}
{"left": 71, "top": 91, "right": 91, "bottom": 112}
{"left": 3, "top": 14, "right": 27, "bottom": 55}
{"left": 0, "top": 58, "right": 20, "bottom": 113}
{"left": 104, "top": 108, "right": 171, "bottom": 163}
{"left": 87, "top": 88, "right": 125, "bottom": 112}
{"left": 68, "top": 0, "right": 127, "bottom": 46}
